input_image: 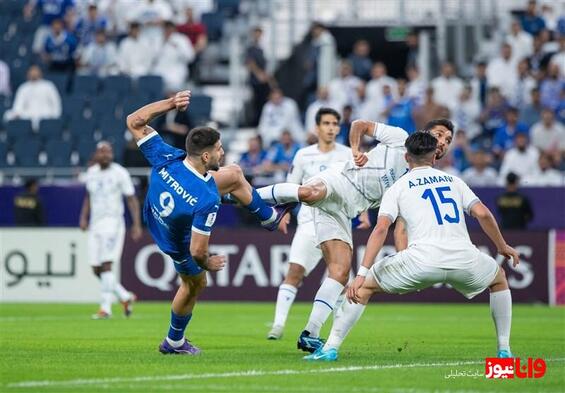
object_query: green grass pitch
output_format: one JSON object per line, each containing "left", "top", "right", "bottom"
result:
{"left": 1, "top": 302, "right": 564, "bottom": 392}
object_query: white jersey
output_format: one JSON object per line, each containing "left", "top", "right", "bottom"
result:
{"left": 340, "top": 123, "right": 409, "bottom": 214}
{"left": 287, "top": 143, "right": 351, "bottom": 224}
{"left": 84, "top": 163, "right": 135, "bottom": 225}
{"left": 378, "top": 166, "right": 481, "bottom": 269}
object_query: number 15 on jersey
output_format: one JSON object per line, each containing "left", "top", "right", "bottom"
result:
{"left": 421, "top": 186, "right": 460, "bottom": 225}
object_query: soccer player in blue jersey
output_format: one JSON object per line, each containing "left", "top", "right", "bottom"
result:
{"left": 126, "top": 91, "right": 292, "bottom": 354}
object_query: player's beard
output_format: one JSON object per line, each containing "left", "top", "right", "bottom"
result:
{"left": 207, "top": 162, "right": 220, "bottom": 171}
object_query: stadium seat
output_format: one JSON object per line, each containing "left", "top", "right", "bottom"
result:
{"left": 98, "top": 115, "right": 125, "bottom": 140}
{"left": 102, "top": 75, "right": 132, "bottom": 99}
{"left": 137, "top": 75, "right": 163, "bottom": 100}
{"left": 45, "top": 140, "right": 73, "bottom": 167}
{"left": 0, "top": 143, "right": 7, "bottom": 167}
{"left": 44, "top": 72, "right": 69, "bottom": 95}
{"left": 89, "top": 93, "right": 119, "bottom": 119}
{"left": 68, "top": 115, "right": 96, "bottom": 140}
{"left": 216, "top": 0, "right": 240, "bottom": 17}
{"left": 121, "top": 95, "right": 150, "bottom": 119}
{"left": 38, "top": 118, "right": 64, "bottom": 140}
{"left": 13, "top": 137, "right": 41, "bottom": 167}
{"left": 201, "top": 12, "right": 225, "bottom": 41}
{"left": 72, "top": 75, "right": 99, "bottom": 96}
{"left": 187, "top": 94, "right": 212, "bottom": 125}
{"left": 62, "top": 95, "right": 88, "bottom": 123}
{"left": 75, "top": 139, "right": 96, "bottom": 165}
{"left": 5, "top": 119, "right": 33, "bottom": 142}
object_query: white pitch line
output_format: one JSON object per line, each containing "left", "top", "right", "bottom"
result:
{"left": 6, "top": 358, "right": 565, "bottom": 389}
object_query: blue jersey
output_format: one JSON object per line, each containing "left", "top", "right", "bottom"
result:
{"left": 138, "top": 132, "right": 220, "bottom": 274}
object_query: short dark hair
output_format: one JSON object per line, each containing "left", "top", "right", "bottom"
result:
{"left": 405, "top": 132, "right": 438, "bottom": 162}
{"left": 506, "top": 172, "right": 519, "bottom": 185}
{"left": 185, "top": 126, "right": 221, "bottom": 156}
{"left": 423, "top": 118, "right": 454, "bottom": 135}
{"left": 315, "top": 107, "right": 341, "bottom": 125}
{"left": 24, "top": 178, "right": 38, "bottom": 190}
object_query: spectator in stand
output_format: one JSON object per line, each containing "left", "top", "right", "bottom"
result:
{"left": 470, "top": 61, "right": 488, "bottom": 108}
{"left": 347, "top": 40, "right": 372, "bottom": 81}
{"left": 310, "top": 22, "right": 338, "bottom": 91}
{"left": 239, "top": 135, "right": 269, "bottom": 180}
{"left": 523, "top": 152, "right": 564, "bottom": 186}
{"left": 153, "top": 20, "right": 194, "bottom": 92}
{"left": 26, "top": 0, "right": 75, "bottom": 54}
{"left": 4, "top": 65, "right": 61, "bottom": 130}
{"left": 479, "top": 87, "right": 509, "bottom": 136}
{"left": 462, "top": 149, "right": 499, "bottom": 187}
{"left": 518, "top": 87, "right": 543, "bottom": 127}
{"left": 413, "top": 87, "right": 449, "bottom": 130}
{"left": 506, "top": 19, "right": 534, "bottom": 64}
{"left": 453, "top": 84, "right": 481, "bottom": 140}
{"left": 550, "top": 36, "right": 565, "bottom": 77}
{"left": 530, "top": 108, "right": 565, "bottom": 155}
{"left": 176, "top": 6, "right": 208, "bottom": 83}
{"left": 539, "top": 63, "right": 563, "bottom": 111}
{"left": 450, "top": 131, "right": 471, "bottom": 173}
{"left": 362, "top": 62, "right": 397, "bottom": 116}
{"left": 304, "top": 87, "right": 339, "bottom": 134}
{"left": 486, "top": 43, "right": 518, "bottom": 101}
{"left": 436, "top": 152, "right": 461, "bottom": 177}
{"left": 404, "top": 30, "right": 419, "bottom": 69}
{"left": 134, "top": 0, "right": 173, "bottom": 47}
{"left": 99, "top": 0, "right": 132, "bottom": 39}
{"left": 496, "top": 173, "right": 533, "bottom": 230}
{"left": 512, "top": 59, "right": 537, "bottom": 110}
{"left": 117, "top": 22, "right": 154, "bottom": 78}
{"left": 493, "top": 107, "right": 530, "bottom": 160}
{"left": 382, "top": 79, "right": 416, "bottom": 133}
{"left": 42, "top": 18, "right": 78, "bottom": 73}
{"left": 258, "top": 88, "right": 304, "bottom": 147}
{"left": 245, "top": 27, "right": 271, "bottom": 126}
{"left": 557, "top": 87, "right": 565, "bottom": 124}
{"left": 73, "top": 2, "right": 107, "bottom": 47}
{"left": 78, "top": 29, "right": 118, "bottom": 77}
{"left": 431, "top": 62, "right": 463, "bottom": 112}
{"left": 13, "top": 178, "right": 45, "bottom": 227}
{"left": 0, "top": 60, "right": 11, "bottom": 96}
{"left": 328, "top": 61, "right": 364, "bottom": 114}
{"left": 406, "top": 65, "right": 426, "bottom": 106}
{"left": 520, "top": 0, "right": 546, "bottom": 36}
{"left": 336, "top": 105, "right": 353, "bottom": 146}
{"left": 528, "top": 34, "right": 553, "bottom": 77}
{"left": 499, "top": 133, "right": 540, "bottom": 181}
{"left": 263, "top": 130, "right": 301, "bottom": 178}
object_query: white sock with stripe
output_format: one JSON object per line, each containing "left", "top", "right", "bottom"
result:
{"left": 304, "top": 278, "right": 344, "bottom": 338}
{"left": 273, "top": 284, "right": 298, "bottom": 327}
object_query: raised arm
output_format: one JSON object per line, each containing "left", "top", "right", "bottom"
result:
{"left": 470, "top": 202, "right": 520, "bottom": 267}
{"left": 126, "top": 195, "right": 142, "bottom": 240}
{"left": 349, "top": 119, "right": 376, "bottom": 166}
{"left": 126, "top": 91, "right": 190, "bottom": 142}
{"left": 79, "top": 193, "right": 90, "bottom": 231}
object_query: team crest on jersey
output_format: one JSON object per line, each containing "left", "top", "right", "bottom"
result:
{"left": 205, "top": 212, "right": 217, "bottom": 227}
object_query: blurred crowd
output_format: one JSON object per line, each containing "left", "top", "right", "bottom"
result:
{"left": 243, "top": 0, "right": 564, "bottom": 188}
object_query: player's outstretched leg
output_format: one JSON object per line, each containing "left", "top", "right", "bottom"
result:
{"left": 91, "top": 264, "right": 112, "bottom": 320}
{"left": 304, "top": 273, "right": 381, "bottom": 361}
{"left": 159, "top": 272, "right": 206, "bottom": 355}
{"left": 257, "top": 178, "right": 327, "bottom": 206}
{"left": 298, "top": 240, "right": 350, "bottom": 353}
{"left": 268, "top": 263, "right": 304, "bottom": 340}
{"left": 488, "top": 268, "right": 513, "bottom": 358}
{"left": 212, "top": 164, "right": 296, "bottom": 231}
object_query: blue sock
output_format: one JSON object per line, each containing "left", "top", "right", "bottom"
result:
{"left": 167, "top": 310, "right": 192, "bottom": 341}
{"left": 246, "top": 188, "right": 274, "bottom": 222}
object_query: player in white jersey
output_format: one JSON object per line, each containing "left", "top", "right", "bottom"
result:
{"left": 259, "top": 118, "right": 454, "bottom": 352}
{"left": 306, "top": 132, "right": 520, "bottom": 361}
{"left": 80, "top": 142, "right": 142, "bottom": 319}
{"left": 267, "top": 108, "right": 367, "bottom": 340}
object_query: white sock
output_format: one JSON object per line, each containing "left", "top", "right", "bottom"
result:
{"left": 115, "top": 282, "right": 131, "bottom": 302}
{"left": 100, "top": 271, "right": 115, "bottom": 314}
{"left": 166, "top": 336, "right": 185, "bottom": 348}
{"left": 324, "top": 302, "right": 366, "bottom": 350}
{"left": 490, "top": 289, "right": 512, "bottom": 352}
{"left": 273, "top": 284, "right": 298, "bottom": 327}
{"left": 333, "top": 293, "right": 346, "bottom": 320}
{"left": 257, "top": 184, "right": 300, "bottom": 204}
{"left": 305, "top": 278, "right": 345, "bottom": 338}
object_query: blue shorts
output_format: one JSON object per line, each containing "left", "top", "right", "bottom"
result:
{"left": 171, "top": 257, "right": 204, "bottom": 276}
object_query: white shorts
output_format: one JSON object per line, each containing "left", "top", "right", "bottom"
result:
{"left": 370, "top": 249, "right": 499, "bottom": 299}
{"left": 288, "top": 222, "right": 323, "bottom": 276}
{"left": 305, "top": 168, "right": 362, "bottom": 249}
{"left": 87, "top": 217, "right": 126, "bottom": 266}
